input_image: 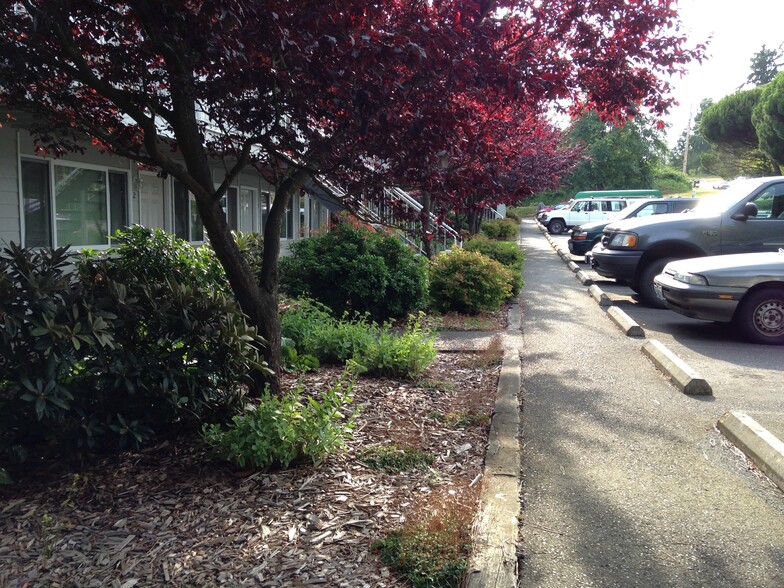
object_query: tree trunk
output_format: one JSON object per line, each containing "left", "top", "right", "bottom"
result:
{"left": 192, "top": 185, "right": 280, "bottom": 395}
{"left": 468, "top": 209, "right": 482, "bottom": 235}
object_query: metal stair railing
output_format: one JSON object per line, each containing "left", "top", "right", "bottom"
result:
{"left": 314, "top": 177, "right": 462, "bottom": 254}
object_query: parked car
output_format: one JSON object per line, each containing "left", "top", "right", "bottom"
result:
{"left": 538, "top": 197, "right": 630, "bottom": 234}
{"left": 590, "top": 176, "right": 784, "bottom": 308}
{"left": 654, "top": 251, "right": 784, "bottom": 345}
{"left": 713, "top": 180, "right": 730, "bottom": 190}
{"left": 568, "top": 197, "right": 698, "bottom": 259}
{"left": 535, "top": 201, "right": 571, "bottom": 222}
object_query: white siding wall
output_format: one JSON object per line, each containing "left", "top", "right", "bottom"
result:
{"left": 1, "top": 123, "right": 292, "bottom": 249}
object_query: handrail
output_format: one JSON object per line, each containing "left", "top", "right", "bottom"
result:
{"left": 313, "top": 177, "right": 462, "bottom": 254}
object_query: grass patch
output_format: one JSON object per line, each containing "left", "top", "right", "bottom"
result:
{"left": 373, "top": 488, "right": 476, "bottom": 587}
{"left": 359, "top": 443, "right": 434, "bottom": 472}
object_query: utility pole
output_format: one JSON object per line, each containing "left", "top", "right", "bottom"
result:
{"left": 682, "top": 106, "right": 692, "bottom": 175}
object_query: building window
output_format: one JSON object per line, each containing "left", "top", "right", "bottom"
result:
{"left": 21, "top": 160, "right": 51, "bottom": 247}
{"left": 279, "top": 196, "right": 295, "bottom": 239}
{"left": 239, "top": 187, "right": 254, "bottom": 233}
{"left": 21, "top": 159, "right": 128, "bottom": 248}
{"left": 173, "top": 180, "right": 204, "bottom": 242}
{"left": 260, "top": 191, "right": 270, "bottom": 234}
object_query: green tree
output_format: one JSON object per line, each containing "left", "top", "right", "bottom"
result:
{"left": 700, "top": 86, "right": 782, "bottom": 176}
{"left": 752, "top": 71, "right": 784, "bottom": 172}
{"left": 700, "top": 88, "right": 763, "bottom": 148}
{"left": 559, "top": 112, "right": 667, "bottom": 194}
{"left": 745, "top": 44, "right": 783, "bottom": 88}
{"left": 669, "top": 99, "right": 714, "bottom": 174}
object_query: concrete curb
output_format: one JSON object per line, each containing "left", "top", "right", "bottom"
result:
{"left": 641, "top": 339, "right": 712, "bottom": 395}
{"left": 607, "top": 306, "right": 645, "bottom": 338}
{"left": 575, "top": 270, "right": 593, "bottom": 285}
{"left": 467, "top": 304, "right": 521, "bottom": 588}
{"left": 588, "top": 284, "right": 612, "bottom": 306}
{"left": 717, "top": 411, "right": 784, "bottom": 492}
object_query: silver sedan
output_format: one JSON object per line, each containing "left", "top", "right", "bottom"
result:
{"left": 654, "top": 251, "right": 784, "bottom": 345}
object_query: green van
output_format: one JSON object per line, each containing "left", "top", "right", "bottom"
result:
{"left": 573, "top": 189, "right": 662, "bottom": 199}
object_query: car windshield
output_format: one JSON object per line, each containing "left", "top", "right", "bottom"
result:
{"left": 693, "top": 178, "right": 770, "bottom": 213}
{"left": 618, "top": 200, "right": 654, "bottom": 219}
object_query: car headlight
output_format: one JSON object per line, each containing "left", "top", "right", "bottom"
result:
{"left": 571, "top": 228, "right": 586, "bottom": 239}
{"left": 607, "top": 232, "right": 638, "bottom": 248}
{"left": 672, "top": 271, "right": 708, "bottom": 286}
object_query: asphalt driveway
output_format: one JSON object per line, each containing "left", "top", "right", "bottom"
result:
{"left": 517, "top": 219, "right": 784, "bottom": 588}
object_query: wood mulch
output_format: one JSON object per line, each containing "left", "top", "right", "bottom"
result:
{"left": 0, "top": 312, "right": 507, "bottom": 587}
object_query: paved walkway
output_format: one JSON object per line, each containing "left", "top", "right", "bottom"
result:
{"left": 516, "top": 219, "right": 784, "bottom": 588}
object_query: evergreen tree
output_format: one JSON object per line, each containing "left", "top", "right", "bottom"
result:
{"left": 744, "top": 44, "right": 783, "bottom": 88}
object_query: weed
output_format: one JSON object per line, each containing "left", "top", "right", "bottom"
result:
{"left": 39, "top": 513, "right": 59, "bottom": 557}
{"left": 58, "top": 473, "right": 85, "bottom": 509}
{"left": 203, "top": 369, "right": 357, "bottom": 470}
{"left": 359, "top": 443, "right": 434, "bottom": 472}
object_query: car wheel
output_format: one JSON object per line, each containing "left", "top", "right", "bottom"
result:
{"left": 734, "top": 288, "right": 784, "bottom": 345}
{"left": 547, "top": 219, "right": 565, "bottom": 234}
{"left": 639, "top": 257, "right": 678, "bottom": 309}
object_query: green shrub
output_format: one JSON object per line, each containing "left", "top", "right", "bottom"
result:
{"left": 280, "top": 221, "right": 427, "bottom": 322}
{"left": 480, "top": 218, "right": 518, "bottom": 240}
{"left": 202, "top": 371, "right": 356, "bottom": 470}
{"left": 109, "top": 225, "right": 227, "bottom": 292}
{"left": 652, "top": 165, "right": 692, "bottom": 195}
{"left": 359, "top": 314, "right": 437, "bottom": 378}
{"left": 281, "top": 337, "right": 320, "bottom": 373}
{"left": 281, "top": 299, "right": 377, "bottom": 365}
{"left": 428, "top": 248, "right": 513, "bottom": 314}
{"left": 0, "top": 238, "right": 265, "bottom": 461}
{"left": 463, "top": 236, "right": 524, "bottom": 296}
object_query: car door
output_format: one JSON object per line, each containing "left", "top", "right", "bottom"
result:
{"left": 720, "top": 182, "right": 784, "bottom": 253}
{"left": 582, "top": 200, "right": 614, "bottom": 223}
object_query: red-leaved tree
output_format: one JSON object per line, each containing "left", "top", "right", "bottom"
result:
{"left": 0, "top": 0, "right": 703, "bottom": 392}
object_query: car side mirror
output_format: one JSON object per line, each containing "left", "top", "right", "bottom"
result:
{"left": 731, "top": 201, "right": 759, "bottom": 221}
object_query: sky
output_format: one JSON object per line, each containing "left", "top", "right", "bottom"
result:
{"left": 663, "top": 0, "right": 784, "bottom": 147}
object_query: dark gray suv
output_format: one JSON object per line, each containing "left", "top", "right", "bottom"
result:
{"left": 591, "top": 177, "right": 784, "bottom": 307}
{"left": 568, "top": 197, "right": 698, "bottom": 258}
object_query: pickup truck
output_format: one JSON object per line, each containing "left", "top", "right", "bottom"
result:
{"left": 538, "top": 197, "right": 630, "bottom": 234}
{"left": 590, "top": 177, "right": 784, "bottom": 307}
{"left": 568, "top": 197, "right": 698, "bottom": 258}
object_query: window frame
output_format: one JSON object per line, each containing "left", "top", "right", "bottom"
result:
{"left": 19, "top": 156, "right": 130, "bottom": 249}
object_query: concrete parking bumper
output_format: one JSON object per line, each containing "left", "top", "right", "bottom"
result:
{"left": 718, "top": 411, "right": 784, "bottom": 492}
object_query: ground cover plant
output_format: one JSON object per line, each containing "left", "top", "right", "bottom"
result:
{"left": 280, "top": 299, "right": 437, "bottom": 379}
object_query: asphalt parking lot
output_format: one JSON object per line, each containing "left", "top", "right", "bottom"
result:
{"left": 548, "top": 231, "right": 784, "bottom": 443}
